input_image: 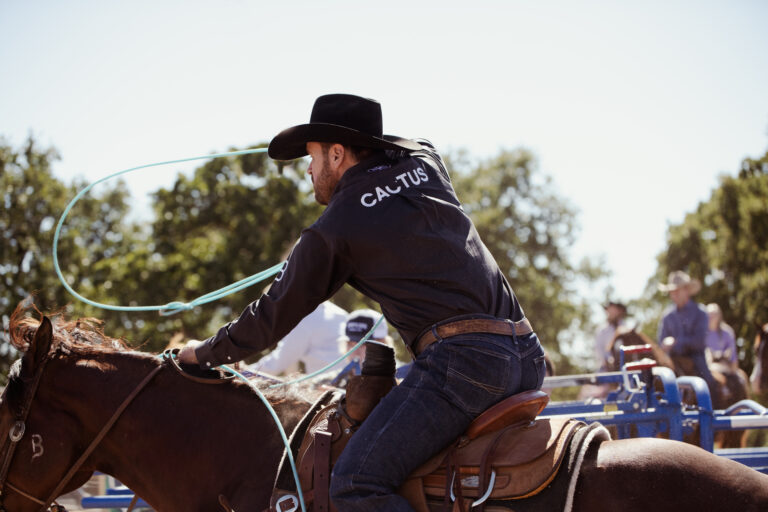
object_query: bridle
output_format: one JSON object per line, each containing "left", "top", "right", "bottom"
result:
{"left": 0, "top": 354, "right": 53, "bottom": 511}
{"left": 0, "top": 351, "right": 164, "bottom": 512}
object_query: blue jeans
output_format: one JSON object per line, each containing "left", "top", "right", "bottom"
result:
{"left": 329, "top": 330, "right": 546, "bottom": 512}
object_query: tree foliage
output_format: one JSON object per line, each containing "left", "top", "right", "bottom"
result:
{"left": 643, "top": 147, "right": 768, "bottom": 372}
{"left": 449, "top": 149, "right": 606, "bottom": 373}
{"left": 0, "top": 136, "right": 134, "bottom": 379}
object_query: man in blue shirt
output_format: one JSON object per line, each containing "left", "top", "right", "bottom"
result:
{"left": 657, "top": 271, "right": 717, "bottom": 398}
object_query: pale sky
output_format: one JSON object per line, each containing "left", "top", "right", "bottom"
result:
{"left": 2, "top": 1, "right": 768, "bottom": 327}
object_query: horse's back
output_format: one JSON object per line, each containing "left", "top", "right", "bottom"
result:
{"left": 573, "top": 437, "right": 768, "bottom": 512}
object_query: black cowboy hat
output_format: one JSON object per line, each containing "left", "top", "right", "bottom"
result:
{"left": 268, "top": 94, "right": 423, "bottom": 160}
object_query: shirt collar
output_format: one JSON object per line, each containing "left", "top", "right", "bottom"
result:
{"left": 329, "top": 153, "right": 395, "bottom": 199}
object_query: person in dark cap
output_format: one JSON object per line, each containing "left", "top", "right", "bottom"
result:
{"left": 594, "top": 300, "right": 628, "bottom": 371}
{"left": 179, "top": 94, "right": 545, "bottom": 511}
{"left": 327, "top": 308, "right": 392, "bottom": 388}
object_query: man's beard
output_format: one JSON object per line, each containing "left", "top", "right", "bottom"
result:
{"left": 312, "top": 159, "right": 334, "bottom": 205}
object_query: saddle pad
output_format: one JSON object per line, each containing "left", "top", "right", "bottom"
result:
{"left": 403, "top": 417, "right": 582, "bottom": 502}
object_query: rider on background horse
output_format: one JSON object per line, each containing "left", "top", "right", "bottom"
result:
{"left": 178, "top": 94, "right": 546, "bottom": 512}
{"left": 657, "top": 271, "right": 719, "bottom": 400}
{"left": 705, "top": 302, "right": 739, "bottom": 370}
{"left": 594, "top": 300, "right": 628, "bottom": 371}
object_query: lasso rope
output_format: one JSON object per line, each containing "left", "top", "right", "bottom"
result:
{"left": 219, "top": 314, "right": 383, "bottom": 512}
{"left": 51, "top": 147, "right": 281, "bottom": 316}
{"left": 56, "top": 148, "right": 384, "bottom": 512}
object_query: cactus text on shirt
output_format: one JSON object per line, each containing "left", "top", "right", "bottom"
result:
{"left": 360, "top": 167, "right": 429, "bottom": 207}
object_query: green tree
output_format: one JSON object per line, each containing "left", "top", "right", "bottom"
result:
{"left": 450, "top": 149, "right": 607, "bottom": 373}
{"left": 124, "top": 146, "right": 325, "bottom": 349}
{"left": 641, "top": 146, "right": 768, "bottom": 372}
{"left": 0, "top": 136, "right": 135, "bottom": 380}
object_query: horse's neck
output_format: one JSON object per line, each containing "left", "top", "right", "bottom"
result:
{"left": 53, "top": 352, "right": 306, "bottom": 510}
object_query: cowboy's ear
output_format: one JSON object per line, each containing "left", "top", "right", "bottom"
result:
{"left": 22, "top": 316, "right": 53, "bottom": 376}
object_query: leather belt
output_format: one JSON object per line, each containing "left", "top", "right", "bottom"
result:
{"left": 413, "top": 317, "right": 533, "bottom": 357}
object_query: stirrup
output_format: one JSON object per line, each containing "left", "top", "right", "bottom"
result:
{"left": 449, "top": 470, "right": 497, "bottom": 507}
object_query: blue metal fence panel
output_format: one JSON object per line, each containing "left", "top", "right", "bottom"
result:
{"left": 81, "top": 495, "right": 150, "bottom": 509}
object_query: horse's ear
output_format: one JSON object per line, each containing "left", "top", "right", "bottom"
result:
{"left": 22, "top": 316, "right": 54, "bottom": 376}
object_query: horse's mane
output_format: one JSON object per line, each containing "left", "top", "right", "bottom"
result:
{"left": 8, "top": 300, "right": 129, "bottom": 355}
{"left": 7, "top": 300, "right": 320, "bottom": 406}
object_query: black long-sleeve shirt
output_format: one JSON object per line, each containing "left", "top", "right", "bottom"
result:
{"left": 195, "top": 142, "right": 525, "bottom": 368}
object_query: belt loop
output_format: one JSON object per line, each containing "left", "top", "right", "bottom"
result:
{"left": 510, "top": 319, "right": 520, "bottom": 345}
{"left": 431, "top": 324, "right": 443, "bottom": 343}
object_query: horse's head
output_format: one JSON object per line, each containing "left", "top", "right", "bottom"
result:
{"left": 0, "top": 302, "right": 319, "bottom": 511}
{"left": 607, "top": 326, "right": 675, "bottom": 372}
{"left": 751, "top": 323, "right": 768, "bottom": 394}
{"left": 0, "top": 307, "right": 112, "bottom": 511}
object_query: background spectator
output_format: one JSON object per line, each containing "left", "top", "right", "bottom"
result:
{"left": 250, "top": 300, "right": 348, "bottom": 375}
{"left": 594, "top": 300, "right": 628, "bottom": 371}
{"left": 705, "top": 303, "right": 738, "bottom": 369}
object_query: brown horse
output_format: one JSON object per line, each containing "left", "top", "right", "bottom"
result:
{"left": 3, "top": 309, "right": 768, "bottom": 511}
{"left": 751, "top": 323, "right": 768, "bottom": 396}
{"left": 605, "top": 327, "right": 674, "bottom": 373}
{"left": 0, "top": 308, "right": 312, "bottom": 511}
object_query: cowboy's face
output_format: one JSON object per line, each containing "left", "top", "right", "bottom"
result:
{"left": 708, "top": 309, "right": 721, "bottom": 329}
{"left": 306, "top": 142, "right": 333, "bottom": 205}
{"left": 605, "top": 305, "right": 624, "bottom": 323}
{"left": 669, "top": 287, "right": 691, "bottom": 308}
{"left": 306, "top": 142, "right": 346, "bottom": 205}
{"left": 346, "top": 339, "right": 367, "bottom": 361}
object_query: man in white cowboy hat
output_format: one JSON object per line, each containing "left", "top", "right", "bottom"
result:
{"left": 657, "top": 270, "right": 717, "bottom": 395}
{"left": 179, "top": 93, "right": 546, "bottom": 511}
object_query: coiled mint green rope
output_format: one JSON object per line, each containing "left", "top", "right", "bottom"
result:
{"left": 51, "top": 148, "right": 280, "bottom": 315}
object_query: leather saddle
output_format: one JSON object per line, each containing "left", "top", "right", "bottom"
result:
{"left": 269, "top": 383, "right": 581, "bottom": 512}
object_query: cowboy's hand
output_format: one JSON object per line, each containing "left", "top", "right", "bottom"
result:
{"left": 178, "top": 339, "right": 203, "bottom": 365}
{"left": 661, "top": 336, "right": 676, "bottom": 353}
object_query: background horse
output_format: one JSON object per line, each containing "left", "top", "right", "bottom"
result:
{"left": 605, "top": 327, "right": 673, "bottom": 373}
{"left": 608, "top": 327, "right": 750, "bottom": 447}
{"left": 2, "top": 307, "right": 768, "bottom": 511}
{"left": 751, "top": 323, "right": 768, "bottom": 397}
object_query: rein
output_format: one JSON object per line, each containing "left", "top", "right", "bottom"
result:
{"left": 163, "top": 348, "right": 237, "bottom": 384}
{"left": 0, "top": 355, "right": 164, "bottom": 512}
{"left": 0, "top": 355, "right": 53, "bottom": 511}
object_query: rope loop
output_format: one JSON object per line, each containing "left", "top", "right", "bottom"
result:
{"left": 52, "top": 148, "right": 276, "bottom": 313}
